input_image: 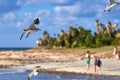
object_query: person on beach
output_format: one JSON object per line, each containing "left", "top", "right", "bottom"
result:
{"left": 113, "top": 46, "right": 118, "bottom": 59}
{"left": 94, "top": 56, "right": 97, "bottom": 73}
{"left": 116, "top": 51, "right": 120, "bottom": 60}
{"left": 85, "top": 50, "right": 91, "bottom": 73}
{"left": 94, "top": 56, "right": 102, "bottom": 74}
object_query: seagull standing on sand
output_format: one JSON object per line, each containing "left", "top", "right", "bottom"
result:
{"left": 20, "top": 18, "right": 40, "bottom": 40}
{"left": 104, "top": 0, "right": 120, "bottom": 12}
{"left": 28, "top": 66, "right": 41, "bottom": 80}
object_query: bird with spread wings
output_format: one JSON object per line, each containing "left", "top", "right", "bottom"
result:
{"left": 104, "top": 0, "right": 120, "bottom": 12}
{"left": 20, "top": 18, "right": 40, "bottom": 40}
{"left": 28, "top": 66, "right": 41, "bottom": 80}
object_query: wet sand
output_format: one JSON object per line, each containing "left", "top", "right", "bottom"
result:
{"left": 24, "top": 59, "right": 120, "bottom": 77}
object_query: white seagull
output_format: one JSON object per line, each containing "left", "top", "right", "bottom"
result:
{"left": 20, "top": 18, "right": 40, "bottom": 40}
{"left": 28, "top": 66, "right": 41, "bottom": 80}
{"left": 104, "top": 0, "right": 120, "bottom": 12}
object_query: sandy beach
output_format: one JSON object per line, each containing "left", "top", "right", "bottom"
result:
{"left": 24, "top": 59, "right": 120, "bottom": 77}
{"left": 0, "top": 48, "right": 120, "bottom": 77}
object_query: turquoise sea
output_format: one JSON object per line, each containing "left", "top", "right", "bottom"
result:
{"left": 0, "top": 48, "right": 120, "bottom": 80}
{"left": 0, "top": 47, "right": 31, "bottom": 51}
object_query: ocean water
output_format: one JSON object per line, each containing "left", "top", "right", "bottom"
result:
{"left": 0, "top": 68, "right": 119, "bottom": 80}
{"left": 0, "top": 47, "right": 31, "bottom": 51}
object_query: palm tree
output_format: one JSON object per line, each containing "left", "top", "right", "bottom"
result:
{"left": 64, "top": 34, "right": 71, "bottom": 48}
{"left": 85, "top": 33, "right": 93, "bottom": 47}
{"left": 60, "top": 29, "right": 65, "bottom": 36}
{"left": 95, "top": 19, "right": 99, "bottom": 34}
{"left": 99, "top": 23, "right": 106, "bottom": 36}
{"left": 77, "top": 27, "right": 87, "bottom": 46}
{"left": 42, "top": 31, "right": 50, "bottom": 46}
{"left": 111, "top": 23, "right": 118, "bottom": 32}
{"left": 43, "top": 31, "right": 50, "bottom": 41}
{"left": 107, "top": 21, "right": 112, "bottom": 38}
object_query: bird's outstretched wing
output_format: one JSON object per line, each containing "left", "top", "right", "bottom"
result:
{"left": 35, "top": 66, "right": 41, "bottom": 68}
{"left": 109, "top": 0, "right": 115, "bottom": 5}
{"left": 33, "top": 71, "right": 38, "bottom": 76}
{"left": 28, "top": 72, "right": 33, "bottom": 80}
{"left": 28, "top": 75, "right": 31, "bottom": 80}
{"left": 20, "top": 32, "right": 25, "bottom": 40}
{"left": 33, "top": 66, "right": 40, "bottom": 76}
{"left": 29, "top": 22, "right": 35, "bottom": 29}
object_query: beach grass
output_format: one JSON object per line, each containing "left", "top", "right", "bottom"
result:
{"left": 34, "top": 46, "right": 115, "bottom": 54}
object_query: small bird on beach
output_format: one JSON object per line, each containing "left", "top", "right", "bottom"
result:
{"left": 104, "top": 0, "right": 120, "bottom": 12}
{"left": 20, "top": 18, "right": 40, "bottom": 40}
{"left": 28, "top": 66, "right": 41, "bottom": 80}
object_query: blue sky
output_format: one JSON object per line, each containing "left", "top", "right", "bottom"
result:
{"left": 0, "top": 0, "right": 120, "bottom": 48}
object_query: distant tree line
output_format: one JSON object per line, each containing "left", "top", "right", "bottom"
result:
{"left": 36, "top": 20, "right": 120, "bottom": 48}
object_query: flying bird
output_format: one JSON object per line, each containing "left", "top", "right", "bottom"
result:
{"left": 28, "top": 66, "right": 41, "bottom": 80}
{"left": 104, "top": 0, "right": 120, "bottom": 12}
{"left": 20, "top": 18, "right": 40, "bottom": 40}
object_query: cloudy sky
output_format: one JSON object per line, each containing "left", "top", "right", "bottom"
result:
{"left": 0, "top": 0, "right": 120, "bottom": 48}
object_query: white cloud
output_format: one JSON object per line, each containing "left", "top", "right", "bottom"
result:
{"left": 55, "top": 16, "right": 77, "bottom": 21}
{"left": 0, "top": 11, "right": 33, "bottom": 29}
{"left": 114, "top": 19, "right": 119, "bottom": 23}
{"left": 49, "top": 0, "right": 69, "bottom": 4}
{"left": 16, "top": 0, "right": 24, "bottom": 6}
{"left": 54, "top": 15, "right": 77, "bottom": 26}
{"left": 3, "top": 12, "right": 16, "bottom": 21}
{"left": 16, "top": 22, "right": 22, "bottom": 28}
{"left": 35, "top": 9, "right": 50, "bottom": 18}
{"left": 23, "top": 12, "right": 33, "bottom": 20}
{"left": 24, "top": 0, "right": 40, "bottom": 6}
{"left": 53, "top": 3, "right": 82, "bottom": 26}
{"left": 54, "top": 3, "right": 81, "bottom": 16}
{"left": 18, "top": 0, "right": 75, "bottom": 7}
{"left": 0, "top": 12, "right": 17, "bottom": 28}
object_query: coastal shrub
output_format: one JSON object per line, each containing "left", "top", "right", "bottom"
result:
{"left": 37, "top": 20, "right": 120, "bottom": 48}
{"left": 112, "top": 38, "right": 120, "bottom": 45}
{"left": 71, "top": 41, "right": 78, "bottom": 48}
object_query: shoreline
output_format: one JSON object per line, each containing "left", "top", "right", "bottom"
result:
{"left": 23, "top": 59, "right": 120, "bottom": 77}
{"left": 0, "top": 48, "right": 120, "bottom": 77}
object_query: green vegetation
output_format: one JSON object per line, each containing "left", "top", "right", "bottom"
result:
{"left": 37, "top": 20, "right": 120, "bottom": 49}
